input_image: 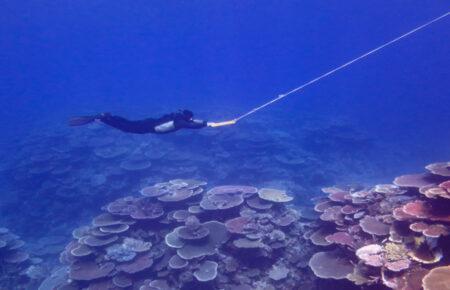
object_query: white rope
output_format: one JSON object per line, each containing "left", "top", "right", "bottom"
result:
{"left": 235, "top": 11, "right": 449, "bottom": 121}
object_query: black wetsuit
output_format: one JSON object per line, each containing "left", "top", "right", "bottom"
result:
{"left": 99, "top": 112, "right": 207, "bottom": 134}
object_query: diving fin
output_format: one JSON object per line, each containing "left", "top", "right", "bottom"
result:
{"left": 68, "top": 115, "right": 98, "bottom": 126}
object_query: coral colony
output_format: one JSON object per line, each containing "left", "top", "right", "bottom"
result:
{"left": 307, "top": 162, "right": 450, "bottom": 290}
{"left": 52, "top": 181, "right": 316, "bottom": 289}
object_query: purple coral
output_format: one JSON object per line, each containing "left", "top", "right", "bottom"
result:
{"left": 308, "top": 250, "right": 353, "bottom": 279}
{"left": 359, "top": 216, "right": 390, "bottom": 236}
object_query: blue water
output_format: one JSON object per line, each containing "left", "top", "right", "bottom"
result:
{"left": 0, "top": 1, "right": 449, "bottom": 289}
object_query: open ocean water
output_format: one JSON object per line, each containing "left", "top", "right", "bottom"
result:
{"left": 0, "top": 1, "right": 449, "bottom": 289}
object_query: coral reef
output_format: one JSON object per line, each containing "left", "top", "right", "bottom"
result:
{"left": 52, "top": 179, "right": 318, "bottom": 289}
{"left": 0, "top": 113, "right": 377, "bottom": 242}
{"left": 1, "top": 109, "right": 441, "bottom": 289}
{"left": 0, "top": 227, "right": 46, "bottom": 289}
{"left": 306, "top": 161, "right": 450, "bottom": 289}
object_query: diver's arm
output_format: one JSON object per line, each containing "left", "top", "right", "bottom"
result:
{"left": 175, "top": 118, "right": 207, "bottom": 129}
{"left": 189, "top": 119, "right": 208, "bottom": 129}
{"left": 100, "top": 114, "right": 157, "bottom": 134}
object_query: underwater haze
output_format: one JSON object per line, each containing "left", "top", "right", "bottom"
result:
{"left": 0, "top": 1, "right": 449, "bottom": 289}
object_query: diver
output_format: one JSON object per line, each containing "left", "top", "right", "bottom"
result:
{"left": 69, "top": 110, "right": 235, "bottom": 134}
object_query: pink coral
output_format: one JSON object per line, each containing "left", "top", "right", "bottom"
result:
{"left": 325, "top": 232, "right": 355, "bottom": 248}
{"left": 308, "top": 160, "right": 450, "bottom": 289}
{"left": 403, "top": 200, "right": 450, "bottom": 222}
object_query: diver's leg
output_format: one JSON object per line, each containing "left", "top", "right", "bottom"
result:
{"left": 68, "top": 114, "right": 103, "bottom": 126}
{"left": 100, "top": 114, "right": 156, "bottom": 134}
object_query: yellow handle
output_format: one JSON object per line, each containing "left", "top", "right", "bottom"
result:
{"left": 208, "top": 119, "right": 237, "bottom": 128}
